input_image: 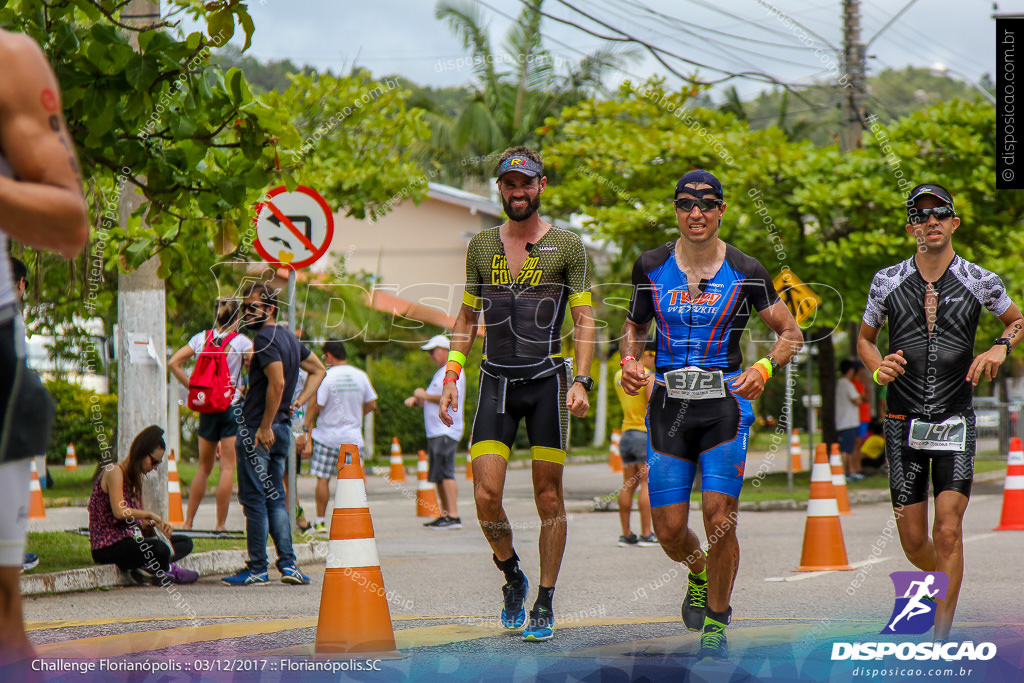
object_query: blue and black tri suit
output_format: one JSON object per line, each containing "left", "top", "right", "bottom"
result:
{"left": 627, "top": 242, "right": 781, "bottom": 503}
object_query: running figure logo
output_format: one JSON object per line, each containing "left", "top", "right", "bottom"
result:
{"left": 881, "top": 571, "right": 949, "bottom": 635}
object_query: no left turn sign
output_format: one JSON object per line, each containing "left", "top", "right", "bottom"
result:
{"left": 254, "top": 185, "right": 334, "bottom": 269}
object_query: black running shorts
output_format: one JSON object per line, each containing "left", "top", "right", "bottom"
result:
{"left": 470, "top": 370, "right": 569, "bottom": 465}
{"left": 885, "top": 413, "right": 975, "bottom": 508}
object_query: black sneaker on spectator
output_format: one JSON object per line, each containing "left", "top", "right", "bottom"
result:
{"left": 618, "top": 533, "right": 639, "bottom": 547}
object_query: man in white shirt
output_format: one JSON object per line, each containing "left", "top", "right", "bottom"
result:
{"left": 405, "top": 335, "right": 465, "bottom": 529}
{"left": 836, "top": 359, "right": 866, "bottom": 481}
{"left": 299, "top": 340, "right": 377, "bottom": 533}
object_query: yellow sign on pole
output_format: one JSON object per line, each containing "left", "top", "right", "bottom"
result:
{"left": 773, "top": 270, "right": 821, "bottom": 324}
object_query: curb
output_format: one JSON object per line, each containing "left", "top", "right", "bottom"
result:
{"left": 20, "top": 541, "right": 329, "bottom": 596}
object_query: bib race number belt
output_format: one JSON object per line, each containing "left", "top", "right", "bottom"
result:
{"left": 664, "top": 367, "right": 726, "bottom": 400}
{"left": 908, "top": 416, "right": 967, "bottom": 452}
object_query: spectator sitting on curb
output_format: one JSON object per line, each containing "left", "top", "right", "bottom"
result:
{"left": 88, "top": 426, "right": 199, "bottom": 585}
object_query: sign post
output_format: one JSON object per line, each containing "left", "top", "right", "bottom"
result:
{"left": 254, "top": 185, "right": 334, "bottom": 532}
{"left": 772, "top": 270, "right": 822, "bottom": 491}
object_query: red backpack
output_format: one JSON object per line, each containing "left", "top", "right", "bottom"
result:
{"left": 187, "top": 330, "right": 240, "bottom": 414}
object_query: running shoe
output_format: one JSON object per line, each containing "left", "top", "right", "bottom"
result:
{"left": 312, "top": 521, "right": 328, "bottom": 535}
{"left": 425, "top": 516, "right": 462, "bottom": 529}
{"left": 500, "top": 573, "right": 529, "bottom": 628}
{"left": 696, "top": 616, "right": 729, "bottom": 660}
{"left": 682, "top": 573, "right": 708, "bottom": 631}
{"left": 21, "top": 553, "right": 39, "bottom": 573}
{"left": 522, "top": 607, "right": 555, "bottom": 642}
{"left": 637, "top": 533, "right": 659, "bottom": 547}
{"left": 280, "top": 564, "right": 311, "bottom": 585}
{"left": 617, "top": 533, "right": 639, "bottom": 547}
{"left": 221, "top": 568, "right": 270, "bottom": 586}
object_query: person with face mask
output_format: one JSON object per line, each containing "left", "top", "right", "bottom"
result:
{"left": 221, "top": 282, "right": 325, "bottom": 587}
{"left": 169, "top": 298, "right": 253, "bottom": 531}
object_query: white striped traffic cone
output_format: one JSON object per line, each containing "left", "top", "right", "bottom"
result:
{"left": 65, "top": 443, "right": 78, "bottom": 471}
{"left": 609, "top": 429, "right": 622, "bottom": 473}
{"left": 790, "top": 429, "right": 803, "bottom": 472}
{"left": 28, "top": 459, "right": 46, "bottom": 520}
{"left": 416, "top": 449, "right": 439, "bottom": 518}
{"left": 995, "top": 437, "right": 1024, "bottom": 531}
{"left": 388, "top": 437, "right": 406, "bottom": 482}
{"left": 167, "top": 449, "right": 185, "bottom": 526}
{"left": 829, "top": 443, "right": 852, "bottom": 515}
{"left": 796, "top": 443, "right": 852, "bottom": 571}
{"left": 315, "top": 444, "right": 397, "bottom": 654}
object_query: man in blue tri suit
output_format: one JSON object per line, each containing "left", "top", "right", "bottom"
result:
{"left": 858, "top": 183, "right": 1023, "bottom": 640}
{"left": 620, "top": 170, "right": 802, "bottom": 660}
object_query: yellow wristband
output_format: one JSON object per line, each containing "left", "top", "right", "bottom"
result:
{"left": 873, "top": 368, "right": 882, "bottom": 385}
{"left": 755, "top": 358, "right": 774, "bottom": 379}
{"left": 448, "top": 349, "right": 467, "bottom": 367}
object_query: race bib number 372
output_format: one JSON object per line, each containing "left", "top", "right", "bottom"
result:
{"left": 664, "top": 367, "right": 726, "bottom": 400}
{"left": 908, "top": 416, "right": 967, "bottom": 452}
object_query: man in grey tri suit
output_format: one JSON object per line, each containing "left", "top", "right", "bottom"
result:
{"left": 0, "top": 28, "right": 89, "bottom": 663}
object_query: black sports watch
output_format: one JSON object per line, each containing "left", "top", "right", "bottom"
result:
{"left": 573, "top": 376, "right": 594, "bottom": 392}
{"left": 766, "top": 355, "right": 780, "bottom": 377}
{"left": 995, "top": 338, "right": 1013, "bottom": 356}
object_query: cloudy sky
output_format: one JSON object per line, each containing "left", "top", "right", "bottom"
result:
{"left": 182, "top": 0, "right": 1012, "bottom": 101}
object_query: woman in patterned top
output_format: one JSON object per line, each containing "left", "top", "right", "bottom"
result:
{"left": 88, "top": 426, "right": 198, "bottom": 585}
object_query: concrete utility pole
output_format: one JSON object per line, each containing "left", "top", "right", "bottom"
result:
{"left": 841, "top": 0, "right": 867, "bottom": 151}
{"left": 118, "top": 0, "right": 168, "bottom": 517}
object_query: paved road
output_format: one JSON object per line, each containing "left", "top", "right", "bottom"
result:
{"left": 19, "top": 461, "right": 1024, "bottom": 682}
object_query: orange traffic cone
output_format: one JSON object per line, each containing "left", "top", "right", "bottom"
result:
{"left": 790, "top": 429, "right": 803, "bottom": 472}
{"left": 65, "top": 443, "right": 78, "bottom": 471}
{"left": 167, "top": 449, "right": 185, "bottom": 527}
{"left": 388, "top": 437, "right": 406, "bottom": 483}
{"left": 829, "top": 443, "right": 852, "bottom": 515}
{"left": 314, "top": 444, "right": 397, "bottom": 655}
{"left": 995, "top": 437, "right": 1024, "bottom": 530}
{"left": 609, "top": 429, "right": 623, "bottom": 473}
{"left": 465, "top": 451, "right": 473, "bottom": 481}
{"left": 416, "top": 450, "right": 439, "bottom": 518}
{"left": 796, "top": 444, "right": 852, "bottom": 571}
{"left": 28, "top": 459, "right": 46, "bottom": 520}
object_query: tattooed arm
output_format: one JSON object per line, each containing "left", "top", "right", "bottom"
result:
{"left": 0, "top": 30, "right": 88, "bottom": 258}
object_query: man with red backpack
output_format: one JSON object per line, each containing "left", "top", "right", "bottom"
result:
{"left": 169, "top": 298, "right": 253, "bottom": 531}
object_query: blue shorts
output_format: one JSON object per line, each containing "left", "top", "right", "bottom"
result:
{"left": 857, "top": 421, "right": 869, "bottom": 439}
{"left": 838, "top": 427, "right": 858, "bottom": 454}
{"left": 645, "top": 384, "right": 754, "bottom": 505}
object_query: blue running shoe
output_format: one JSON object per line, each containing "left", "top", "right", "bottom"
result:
{"left": 221, "top": 568, "right": 270, "bottom": 586}
{"left": 522, "top": 607, "right": 555, "bottom": 642}
{"left": 500, "top": 574, "right": 529, "bottom": 628}
{"left": 280, "top": 564, "right": 311, "bottom": 585}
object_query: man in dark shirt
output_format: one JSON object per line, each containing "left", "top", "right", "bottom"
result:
{"left": 222, "top": 282, "right": 325, "bottom": 587}
{"left": 858, "top": 183, "right": 1023, "bottom": 640}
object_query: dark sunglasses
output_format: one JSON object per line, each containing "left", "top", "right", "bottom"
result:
{"left": 243, "top": 303, "right": 264, "bottom": 313}
{"left": 673, "top": 197, "right": 723, "bottom": 212}
{"left": 148, "top": 453, "right": 163, "bottom": 466}
{"left": 908, "top": 206, "right": 955, "bottom": 224}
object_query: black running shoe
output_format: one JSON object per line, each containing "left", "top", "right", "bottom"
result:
{"left": 682, "top": 573, "right": 707, "bottom": 631}
{"left": 696, "top": 616, "right": 728, "bottom": 660}
{"left": 522, "top": 606, "right": 555, "bottom": 642}
{"left": 500, "top": 574, "right": 529, "bottom": 628}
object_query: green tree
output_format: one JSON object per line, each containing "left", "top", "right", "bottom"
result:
{"left": 4, "top": 1, "right": 427, "bottom": 363}
{"left": 421, "top": 0, "right": 638, "bottom": 184}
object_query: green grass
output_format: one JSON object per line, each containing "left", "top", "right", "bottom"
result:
{"left": 43, "top": 461, "right": 208, "bottom": 501}
{"left": 22, "top": 530, "right": 299, "bottom": 575}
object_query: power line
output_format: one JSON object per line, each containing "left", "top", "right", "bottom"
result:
{"left": 611, "top": 0, "right": 823, "bottom": 52}
{"left": 675, "top": 0, "right": 840, "bottom": 52}
{"left": 591, "top": 0, "right": 827, "bottom": 72}
{"left": 865, "top": 0, "right": 920, "bottom": 48}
